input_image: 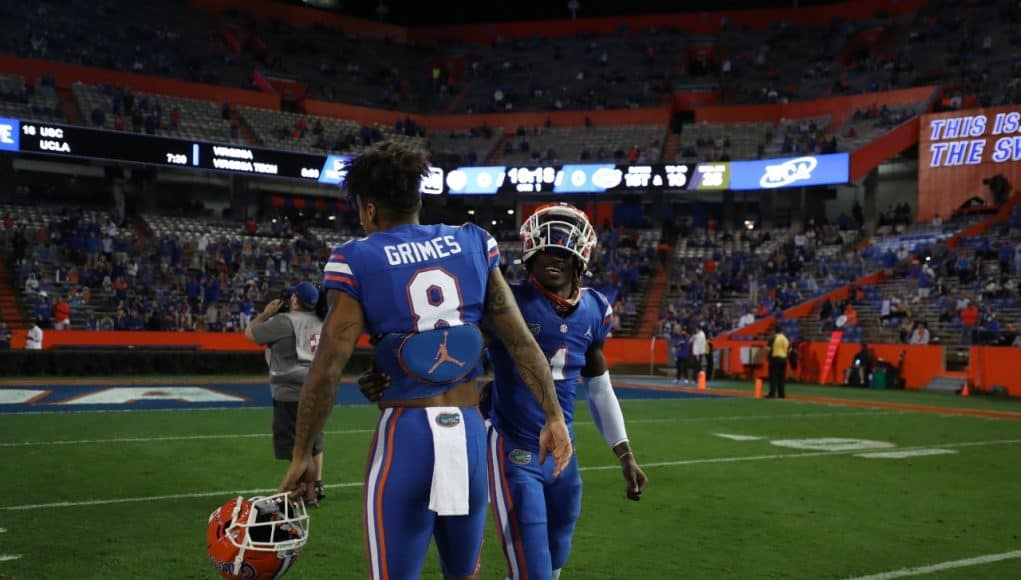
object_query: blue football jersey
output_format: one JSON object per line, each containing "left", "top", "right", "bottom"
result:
{"left": 323, "top": 223, "right": 500, "bottom": 401}
{"left": 487, "top": 282, "right": 613, "bottom": 452}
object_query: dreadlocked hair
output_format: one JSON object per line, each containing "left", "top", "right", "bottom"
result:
{"left": 344, "top": 141, "right": 429, "bottom": 218}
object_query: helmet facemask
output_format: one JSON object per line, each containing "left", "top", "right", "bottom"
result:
{"left": 520, "top": 204, "right": 597, "bottom": 273}
{"left": 207, "top": 491, "right": 310, "bottom": 579}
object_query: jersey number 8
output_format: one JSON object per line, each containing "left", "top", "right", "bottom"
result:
{"left": 407, "top": 268, "right": 464, "bottom": 332}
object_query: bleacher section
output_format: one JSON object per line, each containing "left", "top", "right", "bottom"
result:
{"left": 456, "top": 31, "right": 683, "bottom": 114}
{"left": 428, "top": 129, "right": 503, "bottom": 167}
{"left": 0, "top": 73, "right": 62, "bottom": 121}
{"left": 674, "top": 121, "right": 772, "bottom": 162}
{"left": 501, "top": 125, "right": 666, "bottom": 165}
{"left": 2, "top": 0, "right": 246, "bottom": 88}
{"left": 73, "top": 83, "right": 246, "bottom": 144}
{"left": 238, "top": 106, "right": 427, "bottom": 154}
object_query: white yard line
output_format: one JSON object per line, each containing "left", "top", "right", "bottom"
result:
{"left": 0, "top": 428, "right": 374, "bottom": 447}
{"left": 844, "top": 550, "right": 1021, "bottom": 579}
{"left": 0, "top": 555, "right": 22, "bottom": 562}
{"left": 0, "top": 410, "right": 901, "bottom": 448}
{"left": 3, "top": 438, "right": 1019, "bottom": 512}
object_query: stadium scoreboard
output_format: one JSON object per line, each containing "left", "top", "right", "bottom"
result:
{"left": 0, "top": 117, "right": 848, "bottom": 193}
{"left": 12, "top": 119, "right": 333, "bottom": 182}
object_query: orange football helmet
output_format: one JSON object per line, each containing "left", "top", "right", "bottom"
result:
{"left": 206, "top": 492, "right": 310, "bottom": 580}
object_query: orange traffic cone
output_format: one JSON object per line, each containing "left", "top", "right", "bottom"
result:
{"left": 697, "top": 371, "right": 707, "bottom": 391}
{"left": 960, "top": 383, "right": 971, "bottom": 397}
{"left": 754, "top": 378, "right": 763, "bottom": 399}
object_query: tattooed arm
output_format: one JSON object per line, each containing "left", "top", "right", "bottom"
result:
{"left": 484, "top": 268, "right": 573, "bottom": 476}
{"left": 483, "top": 268, "right": 563, "bottom": 420}
{"left": 279, "top": 289, "right": 363, "bottom": 495}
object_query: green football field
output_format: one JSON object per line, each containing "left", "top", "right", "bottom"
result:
{"left": 2, "top": 378, "right": 1021, "bottom": 579}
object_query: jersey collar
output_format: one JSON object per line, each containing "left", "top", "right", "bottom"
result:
{"left": 528, "top": 275, "right": 581, "bottom": 317}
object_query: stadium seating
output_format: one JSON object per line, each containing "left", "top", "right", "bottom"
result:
{"left": 237, "top": 106, "right": 426, "bottom": 154}
{"left": 73, "top": 83, "right": 246, "bottom": 144}
{"left": 500, "top": 125, "right": 667, "bottom": 165}
{"left": 0, "top": 73, "right": 62, "bottom": 121}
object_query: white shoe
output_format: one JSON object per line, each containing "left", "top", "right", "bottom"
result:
{"left": 672, "top": 379, "right": 680, "bottom": 385}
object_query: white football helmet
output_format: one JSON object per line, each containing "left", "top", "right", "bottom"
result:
{"left": 206, "top": 492, "right": 310, "bottom": 580}
{"left": 520, "top": 202, "right": 597, "bottom": 270}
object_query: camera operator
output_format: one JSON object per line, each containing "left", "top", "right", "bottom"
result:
{"left": 245, "top": 282, "right": 327, "bottom": 505}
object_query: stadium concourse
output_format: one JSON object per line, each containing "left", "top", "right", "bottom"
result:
{"left": 1, "top": 0, "right": 1021, "bottom": 577}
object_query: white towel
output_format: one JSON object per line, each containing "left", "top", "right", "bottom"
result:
{"left": 425, "top": 407, "right": 470, "bottom": 516}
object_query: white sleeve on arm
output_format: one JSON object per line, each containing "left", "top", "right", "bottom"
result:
{"left": 585, "top": 371, "right": 629, "bottom": 449}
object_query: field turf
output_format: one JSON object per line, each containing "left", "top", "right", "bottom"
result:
{"left": 1, "top": 377, "right": 1020, "bottom": 579}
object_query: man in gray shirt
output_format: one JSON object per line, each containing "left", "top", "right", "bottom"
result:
{"left": 246, "top": 282, "right": 327, "bottom": 504}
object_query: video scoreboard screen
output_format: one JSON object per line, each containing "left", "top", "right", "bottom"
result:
{"left": 0, "top": 117, "right": 850, "bottom": 194}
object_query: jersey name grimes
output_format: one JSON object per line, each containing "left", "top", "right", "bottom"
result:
{"left": 384, "top": 236, "right": 463, "bottom": 266}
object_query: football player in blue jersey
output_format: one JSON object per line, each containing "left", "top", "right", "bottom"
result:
{"left": 484, "top": 203, "right": 648, "bottom": 580}
{"left": 276, "top": 142, "right": 573, "bottom": 580}
{"left": 360, "top": 203, "right": 648, "bottom": 580}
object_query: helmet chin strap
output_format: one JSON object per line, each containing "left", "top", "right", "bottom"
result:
{"left": 529, "top": 274, "right": 581, "bottom": 317}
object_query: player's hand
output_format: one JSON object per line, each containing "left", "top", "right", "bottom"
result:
{"left": 620, "top": 454, "right": 648, "bottom": 501}
{"left": 263, "top": 298, "right": 284, "bottom": 317}
{"left": 277, "top": 456, "right": 317, "bottom": 503}
{"left": 538, "top": 417, "right": 573, "bottom": 478}
{"left": 357, "top": 369, "right": 390, "bottom": 403}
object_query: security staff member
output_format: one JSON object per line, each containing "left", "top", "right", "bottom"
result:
{"left": 246, "top": 282, "right": 327, "bottom": 504}
{"left": 767, "top": 325, "right": 790, "bottom": 399}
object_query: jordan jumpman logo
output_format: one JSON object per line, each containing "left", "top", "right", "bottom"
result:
{"left": 428, "top": 330, "right": 466, "bottom": 374}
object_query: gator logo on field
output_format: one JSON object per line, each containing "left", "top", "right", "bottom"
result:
{"left": 434, "top": 412, "right": 462, "bottom": 428}
{"left": 528, "top": 323, "right": 541, "bottom": 335}
{"left": 509, "top": 449, "right": 532, "bottom": 465}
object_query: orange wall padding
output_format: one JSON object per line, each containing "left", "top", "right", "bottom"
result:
{"left": 7, "top": 330, "right": 668, "bottom": 367}
{"left": 0, "top": 54, "right": 280, "bottom": 110}
{"left": 968, "top": 346, "right": 1021, "bottom": 395}
{"left": 8, "top": 330, "right": 1019, "bottom": 395}
{"left": 917, "top": 104, "right": 1021, "bottom": 222}
{"left": 717, "top": 340, "right": 1021, "bottom": 397}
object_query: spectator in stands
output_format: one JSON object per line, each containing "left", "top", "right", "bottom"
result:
{"left": 52, "top": 294, "right": 71, "bottom": 330}
{"left": 737, "top": 309, "right": 755, "bottom": 329}
{"left": 843, "top": 302, "right": 858, "bottom": 327}
{"left": 0, "top": 320, "right": 10, "bottom": 350}
{"left": 819, "top": 297, "right": 833, "bottom": 320}
{"left": 908, "top": 321, "right": 930, "bottom": 345}
{"left": 960, "top": 300, "right": 979, "bottom": 345}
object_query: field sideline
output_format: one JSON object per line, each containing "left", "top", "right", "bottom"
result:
{"left": 1, "top": 376, "right": 1020, "bottom": 579}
